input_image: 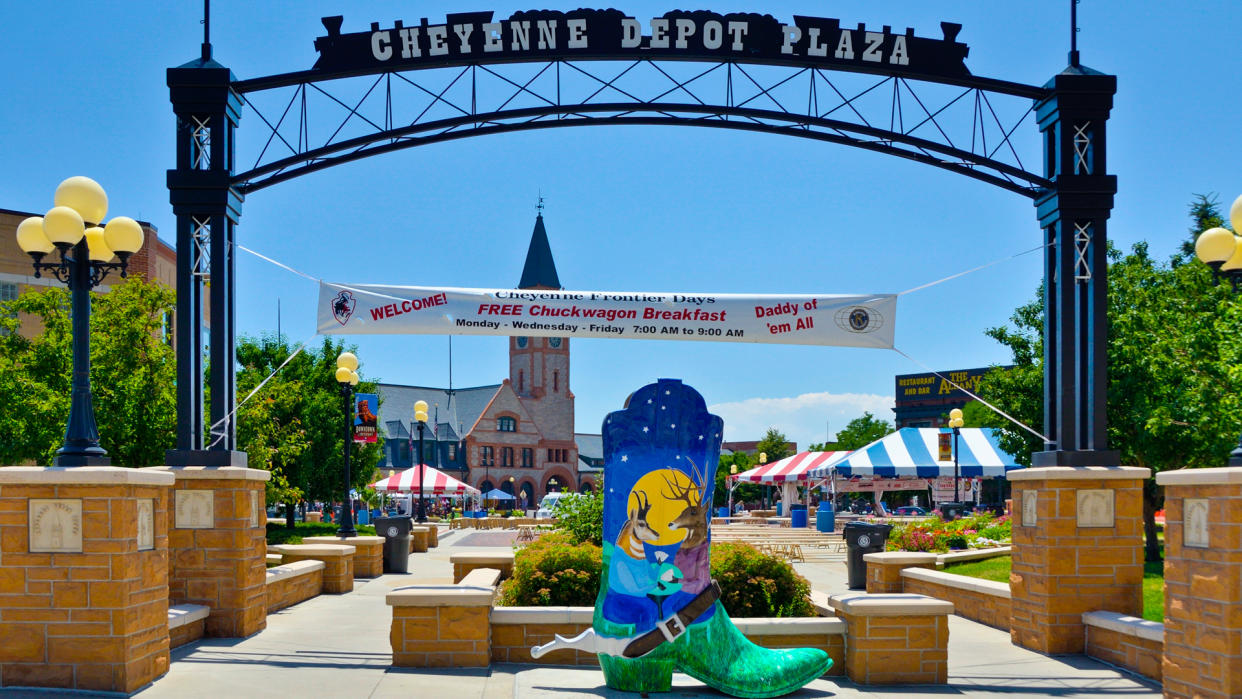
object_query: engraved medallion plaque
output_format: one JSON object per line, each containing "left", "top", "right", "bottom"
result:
{"left": 1076, "top": 489, "right": 1115, "bottom": 528}
{"left": 249, "top": 490, "right": 261, "bottom": 528}
{"left": 29, "top": 499, "right": 83, "bottom": 553}
{"left": 1184, "top": 498, "right": 1209, "bottom": 549}
{"left": 175, "top": 490, "right": 215, "bottom": 529}
{"left": 1021, "top": 490, "right": 1037, "bottom": 527}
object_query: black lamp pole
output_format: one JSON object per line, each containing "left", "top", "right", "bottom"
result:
{"left": 337, "top": 381, "right": 357, "bottom": 537}
{"left": 416, "top": 420, "right": 427, "bottom": 523}
{"left": 953, "top": 424, "right": 961, "bottom": 504}
{"left": 28, "top": 240, "right": 133, "bottom": 466}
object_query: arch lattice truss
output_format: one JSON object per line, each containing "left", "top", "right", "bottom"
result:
{"left": 232, "top": 57, "right": 1050, "bottom": 197}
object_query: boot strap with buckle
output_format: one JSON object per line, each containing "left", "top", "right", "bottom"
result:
{"left": 622, "top": 580, "right": 721, "bottom": 658}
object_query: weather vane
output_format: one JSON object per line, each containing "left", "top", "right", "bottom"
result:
{"left": 537, "top": 191, "right": 546, "bottom": 214}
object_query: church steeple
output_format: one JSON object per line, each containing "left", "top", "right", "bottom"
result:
{"left": 518, "top": 198, "right": 561, "bottom": 290}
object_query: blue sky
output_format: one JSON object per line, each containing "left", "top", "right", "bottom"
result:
{"left": 2, "top": 2, "right": 1239, "bottom": 448}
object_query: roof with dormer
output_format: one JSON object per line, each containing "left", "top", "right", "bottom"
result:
{"left": 518, "top": 214, "right": 561, "bottom": 289}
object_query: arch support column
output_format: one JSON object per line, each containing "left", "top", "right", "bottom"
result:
{"left": 1032, "top": 70, "right": 1118, "bottom": 466}
{"left": 166, "top": 58, "right": 246, "bottom": 466}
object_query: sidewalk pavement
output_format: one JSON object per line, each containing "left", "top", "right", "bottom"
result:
{"left": 25, "top": 526, "right": 1156, "bottom": 698}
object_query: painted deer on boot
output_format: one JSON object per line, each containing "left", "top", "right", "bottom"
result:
{"left": 663, "top": 458, "right": 712, "bottom": 594}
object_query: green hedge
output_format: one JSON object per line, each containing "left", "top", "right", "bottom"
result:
{"left": 498, "top": 533, "right": 815, "bottom": 617}
{"left": 265, "top": 522, "right": 376, "bottom": 545}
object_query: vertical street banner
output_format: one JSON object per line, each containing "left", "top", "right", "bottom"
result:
{"left": 354, "top": 393, "right": 378, "bottom": 443}
{"left": 318, "top": 283, "right": 896, "bottom": 349}
{"left": 938, "top": 432, "right": 952, "bottom": 461}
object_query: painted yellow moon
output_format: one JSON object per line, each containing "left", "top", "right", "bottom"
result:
{"left": 628, "top": 468, "right": 701, "bottom": 546}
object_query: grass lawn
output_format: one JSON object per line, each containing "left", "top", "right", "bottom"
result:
{"left": 944, "top": 555, "right": 1165, "bottom": 622}
{"left": 265, "top": 521, "right": 376, "bottom": 545}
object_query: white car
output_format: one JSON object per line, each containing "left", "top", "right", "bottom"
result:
{"left": 536, "top": 492, "right": 580, "bottom": 519}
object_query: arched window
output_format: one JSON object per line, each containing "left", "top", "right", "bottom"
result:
{"left": 498, "top": 416, "right": 517, "bottom": 432}
{"left": 518, "top": 370, "right": 524, "bottom": 393}
{"left": 553, "top": 370, "right": 559, "bottom": 392}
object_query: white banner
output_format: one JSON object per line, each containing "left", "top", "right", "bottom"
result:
{"left": 318, "top": 283, "right": 896, "bottom": 348}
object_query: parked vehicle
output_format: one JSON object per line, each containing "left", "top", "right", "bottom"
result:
{"left": 535, "top": 492, "right": 580, "bottom": 519}
{"left": 894, "top": 506, "right": 929, "bottom": 517}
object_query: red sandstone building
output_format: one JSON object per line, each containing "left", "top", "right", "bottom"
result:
{"left": 377, "top": 211, "right": 599, "bottom": 507}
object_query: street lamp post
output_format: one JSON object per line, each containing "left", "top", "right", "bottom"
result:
{"left": 1194, "top": 194, "right": 1242, "bottom": 464}
{"left": 334, "top": 352, "right": 360, "bottom": 537}
{"left": 14, "top": 177, "right": 145, "bottom": 466}
{"left": 414, "top": 400, "right": 428, "bottom": 523}
{"left": 948, "top": 408, "right": 965, "bottom": 505}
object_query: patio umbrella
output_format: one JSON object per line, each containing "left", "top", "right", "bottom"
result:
{"left": 482, "top": 488, "right": 515, "bottom": 501}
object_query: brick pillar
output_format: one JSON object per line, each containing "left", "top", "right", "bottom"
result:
{"left": 863, "top": 552, "right": 938, "bottom": 593}
{"left": 0, "top": 467, "right": 173, "bottom": 693}
{"left": 147, "top": 466, "right": 270, "bottom": 638}
{"left": 1008, "top": 466, "right": 1149, "bottom": 654}
{"left": 387, "top": 587, "right": 492, "bottom": 667}
{"left": 828, "top": 592, "right": 952, "bottom": 684}
{"left": 1157, "top": 467, "right": 1242, "bottom": 698}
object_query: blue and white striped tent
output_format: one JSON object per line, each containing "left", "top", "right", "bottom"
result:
{"left": 806, "top": 427, "right": 1022, "bottom": 479}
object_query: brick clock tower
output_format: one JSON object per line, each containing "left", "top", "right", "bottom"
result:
{"left": 507, "top": 207, "right": 576, "bottom": 492}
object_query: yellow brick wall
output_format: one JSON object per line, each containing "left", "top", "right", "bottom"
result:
{"left": 1084, "top": 625, "right": 1161, "bottom": 682}
{"left": 839, "top": 612, "right": 948, "bottom": 685}
{"left": 1010, "top": 476, "right": 1144, "bottom": 655}
{"left": 0, "top": 482, "right": 170, "bottom": 693}
{"left": 166, "top": 478, "right": 267, "bottom": 638}
{"left": 1162, "top": 482, "right": 1242, "bottom": 698}
{"left": 280, "top": 554, "right": 352, "bottom": 594}
{"left": 266, "top": 569, "right": 324, "bottom": 613}
{"left": 901, "top": 577, "right": 1011, "bottom": 632}
{"left": 391, "top": 605, "right": 490, "bottom": 667}
{"left": 169, "top": 620, "right": 205, "bottom": 649}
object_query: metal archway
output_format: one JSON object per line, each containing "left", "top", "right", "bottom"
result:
{"left": 167, "top": 9, "right": 1116, "bottom": 468}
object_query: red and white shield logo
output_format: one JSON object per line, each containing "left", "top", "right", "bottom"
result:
{"left": 331, "top": 290, "right": 356, "bottom": 326}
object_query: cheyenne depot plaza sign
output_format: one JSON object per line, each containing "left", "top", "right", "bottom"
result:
{"left": 318, "top": 283, "right": 896, "bottom": 349}
{"left": 312, "top": 9, "right": 972, "bottom": 81}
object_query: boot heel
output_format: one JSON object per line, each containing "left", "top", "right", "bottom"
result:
{"left": 600, "top": 654, "right": 675, "bottom": 693}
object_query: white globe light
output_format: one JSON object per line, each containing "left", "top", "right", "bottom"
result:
{"left": 16, "top": 217, "right": 53, "bottom": 255}
{"left": 1196, "top": 227, "right": 1236, "bottom": 265}
{"left": 54, "top": 176, "right": 108, "bottom": 224}
{"left": 336, "top": 351, "right": 359, "bottom": 371}
{"left": 1231, "top": 194, "right": 1242, "bottom": 234}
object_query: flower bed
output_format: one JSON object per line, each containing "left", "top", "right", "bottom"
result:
{"left": 884, "top": 513, "right": 1011, "bottom": 553}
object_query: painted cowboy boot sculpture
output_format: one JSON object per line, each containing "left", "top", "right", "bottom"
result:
{"left": 533, "top": 379, "right": 831, "bottom": 697}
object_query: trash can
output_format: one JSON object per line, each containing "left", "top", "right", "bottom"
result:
{"left": 375, "top": 516, "right": 413, "bottom": 574}
{"left": 717, "top": 506, "right": 729, "bottom": 518}
{"left": 356, "top": 509, "right": 370, "bottom": 525}
{"left": 776, "top": 503, "right": 783, "bottom": 517}
{"left": 816, "top": 504, "right": 836, "bottom": 533}
{"left": 843, "top": 521, "right": 893, "bottom": 590}
{"left": 938, "top": 502, "right": 967, "bottom": 521}
{"left": 790, "top": 504, "right": 808, "bottom": 528}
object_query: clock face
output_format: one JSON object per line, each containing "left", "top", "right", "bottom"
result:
{"left": 516, "top": 336, "right": 528, "bottom": 348}
{"left": 549, "top": 337, "right": 562, "bottom": 348}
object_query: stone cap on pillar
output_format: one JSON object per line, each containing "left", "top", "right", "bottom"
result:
{"left": 828, "top": 592, "right": 954, "bottom": 617}
{"left": 1008, "top": 466, "right": 1150, "bottom": 481}
{"left": 302, "top": 535, "right": 384, "bottom": 546}
{"left": 862, "top": 552, "right": 938, "bottom": 565}
{"left": 0, "top": 466, "right": 175, "bottom": 486}
{"left": 1156, "top": 467, "right": 1242, "bottom": 486}
{"left": 145, "top": 465, "right": 272, "bottom": 482}
{"left": 386, "top": 586, "right": 495, "bottom": 607}
{"left": 269, "top": 544, "right": 356, "bottom": 556}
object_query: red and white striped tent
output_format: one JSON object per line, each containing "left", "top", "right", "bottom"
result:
{"left": 371, "top": 464, "right": 480, "bottom": 495}
{"left": 729, "top": 451, "right": 851, "bottom": 483}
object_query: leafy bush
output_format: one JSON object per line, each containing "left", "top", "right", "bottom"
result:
{"left": 885, "top": 512, "right": 1010, "bottom": 553}
{"left": 499, "top": 531, "right": 602, "bottom": 606}
{"left": 554, "top": 486, "right": 604, "bottom": 546}
{"left": 711, "top": 543, "right": 816, "bottom": 617}
{"left": 265, "top": 521, "right": 376, "bottom": 545}
{"left": 499, "top": 533, "right": 815, "bottom": 617}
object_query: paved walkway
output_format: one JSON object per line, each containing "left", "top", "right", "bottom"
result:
{"left": 51, "top": 527, "right": 1156, "bottom": 698}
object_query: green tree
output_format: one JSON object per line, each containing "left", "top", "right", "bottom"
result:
{"left": 235, "top": 335, "right": 382, "bottom": 525}
{"left": 715, "top": 451, "right": 760, "bottom": 507}
{"left": 833, "top": 412, "right": 894, "bottom": 450}
{"left": 754, "top": 427, "right": 793, "bottom": 461}
{"left": 978, "top": 196, "right": 1242, "bottom": 561}
{"left": 0, "top": 279, "right": 176, "bottom": 466}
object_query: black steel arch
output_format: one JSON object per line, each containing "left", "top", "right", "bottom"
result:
{"left": 167, "top": 15, "right": 1117, "bottom": 470}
